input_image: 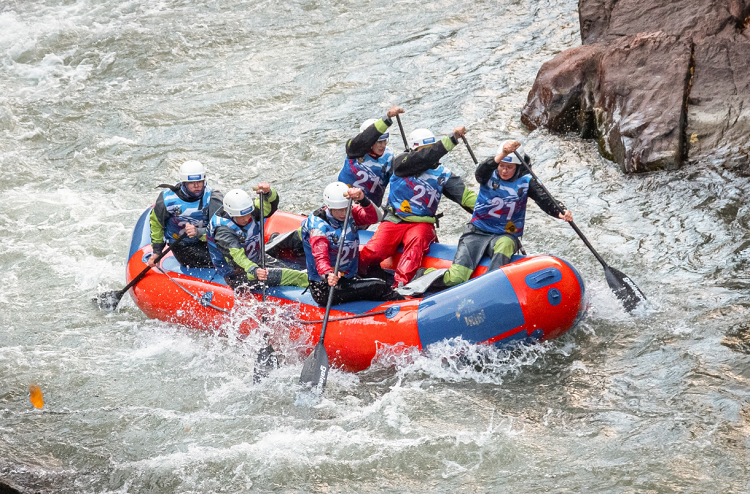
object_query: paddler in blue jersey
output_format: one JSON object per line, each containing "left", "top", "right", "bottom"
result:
{"left": 301, "top": 182, "right": 403, "bottom": 306}
{"left": 434, "top": 140, "right": 573, "bottom": 287}
{"left": 148, "top": 160, "right": 223, "bottom": 269}
{"left": 338, "top": 105, "right": 405, "bottom": 221}
{"left": 206, "top": 183, "right": 308, "bottom": 291}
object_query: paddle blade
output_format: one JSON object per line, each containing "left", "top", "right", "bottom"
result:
{"left": 299, "top": 343, "right": 329, "bottom": 392}
{"left": 604, "top": 265, "right": 647, "bottom": 312}
{"left": 94, "top": 290, "right": 123, "bottom": 311}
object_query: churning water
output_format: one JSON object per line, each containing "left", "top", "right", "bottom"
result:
{"left": 1, "top": 0, "right": 750, "bottom": 492}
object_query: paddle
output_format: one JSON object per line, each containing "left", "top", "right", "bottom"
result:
{"left": 395, "top": 114, "right": 411, "bottom": 153}
{"left": 462, "top": 135, "right": 478, "bottom": 164}
{"left": 299, "top": 196, "right": 354, "bottom": 391}
{"left": 505, "top": 147, "right": 646, "bottom": 312}
{"left": 96, "top": 232, "right": 188, "bottom": 310}
{"left": 257, "top": 190, "right": 267, "bottom": 303}
{"left": 462, "top": 137, "right": 646, "bottom": 311}
{"left": 254, "top": 189, "right": 278, "bottom": 383}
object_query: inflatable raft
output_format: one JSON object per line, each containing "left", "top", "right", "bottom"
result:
{"left": 125, "top": 207, "right": 586, "bottom": 372}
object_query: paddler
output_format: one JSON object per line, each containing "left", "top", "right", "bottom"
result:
{"left": 301, "top": 182, "right": 403, "bottom": 306}
{"left": 337, "top": 105, "right": 405, "bottom": 220}
{"left": 207, "top": 183, "right": 308, "bottom": 291}
{"left": 432, "top": 140, "right": 573, "bottom": 287}
{"left": 357, "top": 125, "right": 477, "bottom": 287}
{"left": 148, "top": 160, "right": 223, "bottom": 268}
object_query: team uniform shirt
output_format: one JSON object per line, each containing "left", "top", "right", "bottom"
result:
{"left": 387, "top": 164, "right": 452, "bottom": 220}
{"left": 340, "top": 115, "right": 395, "bottom": 207}
{"left": 150, "top": 184, "right": 213, "bottom": 248}
{"left": 301, "top": 201, "right": 378, "bottom": 282}
{"left": 471, "top": 172, "right": 532, "bottom": 237}
{"left": 385, "top": 134, "right": 477, "bottom": 223}
{"left": 471, "top": 156, "right": 563, "bottom": 236}
{"left": 338, "top": 149, "right": 393, "bottom": 207}
{"left": 207, "top": 212, "right": 262, "bottom": 278}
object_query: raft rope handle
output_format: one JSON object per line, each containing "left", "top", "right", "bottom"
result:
{"left": 299, "top": 309, "right": 389, "bottom": 324}
{"left": 156, "top": 266, "right": 231, "bottom": 313}
{"left": 154, "top": 266, "right": 393, "bottom": 321}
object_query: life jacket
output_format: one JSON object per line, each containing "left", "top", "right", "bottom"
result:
{"left": 387, "top": 164, "right": 451, "bottom": 220}
{"left": 301, "top": 207, "right": 359, "bottom": 282}
{"left": 160, "top": 184, "right": 213, "bottom": 244}
{"left": 470, "top": 171, "right": 531, "bottom": 237}
{"left": 207, "top": 210, "right": 261, "bottom": 278}
{"left": 337, "top": 148, "right": 393, "bottom": 207}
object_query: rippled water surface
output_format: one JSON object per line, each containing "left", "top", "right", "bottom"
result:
{"left": 2, "top": 0, "right": 750, "bottom": 492}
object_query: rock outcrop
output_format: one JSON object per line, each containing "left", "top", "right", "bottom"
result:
{"left": 521, "top": 0, "right": 750, "bottom": 173}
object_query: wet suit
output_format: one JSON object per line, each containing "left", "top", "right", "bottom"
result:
{"left": 301, "top": 197, "right": 402, "bottom": 306}
{"left": 207, "top": 189, "right": 308, "bottom": 291}
{"left": 150, "top": 183, "right": 223, "bottom": 268}
{"left": 439, "top": 156, "right": 564, "bottom": 287}
{"left": 358, "top": 133, "right": 477, "bottom": 287}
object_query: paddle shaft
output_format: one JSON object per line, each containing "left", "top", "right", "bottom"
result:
{"left": 258, "top": 191, "right": 267, "bottom": 302}
{"left": 317, "top": 198, "right": 354, "bottom": 345}
{"left": 511, "top": 150, "right": 609, "bottom": 269}
{"left": 395, "top": 114, "right": 411, "bottom": 153}
{"left": 120, "top": 232, "right": 188, "bottom": 298}
{"left": 254, "top": 189, "right": 278, "bottom": 384}
{"left": 461, "top": 136, "right": 478, "bottom": 164}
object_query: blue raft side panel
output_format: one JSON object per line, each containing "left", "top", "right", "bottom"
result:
{"left": 416, "top": 268, "right": 526, "bottom": 346}
{"left": 128, "top": 207, "right": 153, "bottom": 262}
{"left": 128, "top": 207, "right": 524, "bottom": 315}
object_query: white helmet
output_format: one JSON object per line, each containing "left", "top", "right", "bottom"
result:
{"left": 323, "top": 182, "right": 349, "bottom": 209}
{"left": 409, "top": 128, "right": 436, "bottom": 149}
{"left": 498, "top": 141, "right": 526, "bottom": 165}
{"left": 179, "top": 160, "right": 206, "bottom": 182}
{"left": 223, "top": 189, "right": 254, "bottom": 217}
{"left": 360, "top": 118, "right": 389, "bottom": 141}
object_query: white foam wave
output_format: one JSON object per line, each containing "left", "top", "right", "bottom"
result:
{"left": 97, "top": 136, "right": 136, "bottom": 148}
{"left": 364, "top": 336, "right": 564, "bottom": 386}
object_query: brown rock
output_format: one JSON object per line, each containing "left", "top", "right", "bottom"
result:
{"left": 597, "top": 34, "right": 693, "bottom": 172}
{"left": 522, "top": 33, "right": 693, "bottom": 172}
{"left": 523, "top": 0, "right": 750, "bottom": 172}
{"left": 0, "top": 481, "right": 23, "bottom": 494}
{"left": 520, "top": 44, "right": 604, "bottom": 137}
{"left": 687, "top": 36, "right": 750, "bottom": 166}
{"left": 581, "top": 0, "right": 750, "bottom": 44}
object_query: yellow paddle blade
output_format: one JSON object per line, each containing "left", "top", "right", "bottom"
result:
{"left": 29, "top": 384, "right": 44, "bottom": 409}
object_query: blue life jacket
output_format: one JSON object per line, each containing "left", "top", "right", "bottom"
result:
{"left": 471, "top": 171, "right": 531, "bottom": 237}
{"left": 387, "top": 164, "right": 451, "bottom": 219}
{"left": 337, "top": 148, "right": 393, "bottom": 207}
{"left": 301, "top": 208, "right": 359, "bottom": 282}
{"left": 161, "top": 185, "right": 213, "bottom": 244}
{"left": 207, "top": 211, "right": 261, "bottom": 277}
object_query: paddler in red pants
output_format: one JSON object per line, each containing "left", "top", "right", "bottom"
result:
{"left": 358, "top": 126, "right": 477, "bottom": 288}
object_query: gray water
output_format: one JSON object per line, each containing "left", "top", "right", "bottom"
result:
{"left": 1, "top": 0, "right": 750, "bottom": 492}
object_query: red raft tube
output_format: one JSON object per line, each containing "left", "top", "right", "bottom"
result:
{"left": 125, "top": 207, "right": 586, "bottom": 372}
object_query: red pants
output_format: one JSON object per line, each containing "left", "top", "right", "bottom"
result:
{"left": 359, "top": 221, "right": 437, "bottom": 287}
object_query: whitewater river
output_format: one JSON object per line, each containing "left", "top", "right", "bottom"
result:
{"left": 2, "top": 0, "right": 749, "bottom": 492}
